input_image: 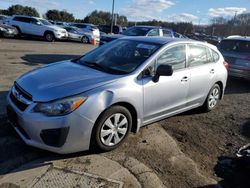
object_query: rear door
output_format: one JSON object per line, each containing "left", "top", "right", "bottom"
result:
{"left": 186, "top": 44, "right": 217, "bottom": 106}
{"left": 28, "top": 18, "right": 43, "bottom": 36}
{"left": 143, "top": 44, "right": 190, "bottom": 123}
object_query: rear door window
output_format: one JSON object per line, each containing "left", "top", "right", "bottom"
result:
{"left": 188, "top": 44, "right": 214, "bottom": 67}
{"left": 163, "top": 30, "right": 173, "bottom": 37}
{"left": 147, "top": 29, "right": 160, "bottom": 36}
{"left": 13, "top": 17, "right": 30, "bottom": 23}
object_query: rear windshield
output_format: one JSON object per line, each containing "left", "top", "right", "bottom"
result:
{"left": 219, "top": 40, "right": 250, "bottom": 53}
{"left": 123, "top": 27, "right": 151, "bottom": 36}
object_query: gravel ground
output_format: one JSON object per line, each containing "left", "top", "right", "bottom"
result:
{"left": 0, "top": 38, "right": 249, "bottom": 188}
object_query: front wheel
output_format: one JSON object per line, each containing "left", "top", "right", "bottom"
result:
{"left": 45, "top": 33, "right": 55, "bottom": 42}
{"left": 91, "top": 106, "right": 132, "bottom": 151}
{"left": 81, "top": 36, "right": 89, "bottom": 44}
{"left": 202, "top": 84, "right": 221, "bottom": 112}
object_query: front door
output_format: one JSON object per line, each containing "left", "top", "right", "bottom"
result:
{"left": 143, "top": 44, "right": 190, "bottom": 123}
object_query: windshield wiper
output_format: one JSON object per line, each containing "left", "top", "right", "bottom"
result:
{"left": 80, "top": 61, "right": 107, "bottom": 71}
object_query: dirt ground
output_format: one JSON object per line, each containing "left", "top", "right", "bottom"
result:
{"left": 0, "top": 38, "right": 250, "bottom": 188}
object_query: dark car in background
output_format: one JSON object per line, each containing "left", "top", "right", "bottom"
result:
{"left": 100, "top": 26, "right": 175, "bottom": 45}
{"left": 0, "top": 24, "right": 18, "bottom": 38}
{"left": 98, "top": 25, "right": 123, "bottom": 34}
{"left": 218, "top": 36, "right": 250, "bottom": 80}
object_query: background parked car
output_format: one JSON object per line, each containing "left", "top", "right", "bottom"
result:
{"left": 8, "top": 15, "right": 68, "bottom": 42}
{"left": 217, "top": 36, "right": 250, "bottom": 80}
{"left": 70, "top": 23, "right": 100, "bottom": 42}
{"left": 63, "top": 26, "right": 95, "bottom": 43}
{"left": 0, "top": 15, "right": 8, "bottom": 24}
{"left": 100, "top": 26, "right": 176, "bottom": 45}
{"left": 0, "top": 23, "right": 18, "bottom": 38}
{"left": 98, "top": 25, "right": 123, "bottom": 34}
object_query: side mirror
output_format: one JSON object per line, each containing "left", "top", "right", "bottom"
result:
{"left": 152, "top": 64, "right": 173, "bottom": 83}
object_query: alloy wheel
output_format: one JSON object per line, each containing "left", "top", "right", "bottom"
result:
{"left": 208, "top": 87, "right": 220, "bottom": 109}
{"left": 100, "top": 113, "right": 128, "bottom": 146}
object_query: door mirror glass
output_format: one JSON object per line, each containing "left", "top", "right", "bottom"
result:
{"left": 152, "top": 64, "right": 173, "bottom": 82}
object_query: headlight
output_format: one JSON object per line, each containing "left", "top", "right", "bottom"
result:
{"left": 0, "top": 27, "right": 7, "bottom": 31}
{"left": 34, "top": 97, "right": 87, "bottom": 116}
{"left": 54, "top": 29, "right": 61, "bottom": 33}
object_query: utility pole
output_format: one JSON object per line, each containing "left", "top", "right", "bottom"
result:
{"left": 111, "top": 0, "right": 115, "bottom": 34}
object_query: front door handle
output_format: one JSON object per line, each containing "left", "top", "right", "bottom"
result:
{"left": 181, "top": 76, "right": 189, "bottom": 82}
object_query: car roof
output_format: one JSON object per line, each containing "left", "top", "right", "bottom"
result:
{"left": 120, "top": 36, "right": 191, "bottom": 45}
{"left": 12, "top": 15, "right": 41, "bottom": 19}
{"left": 223, "top": 36, "right": 250, "bottom": 42}
{"left": 132, "top": 25, "right": 162, "bottom": 29}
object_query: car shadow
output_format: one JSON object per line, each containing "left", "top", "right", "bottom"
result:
{"left": 225, "top": 77, "right": 250, "bottom": 95}
{"left": 0, "top": 90, "right": 96, "bottom": 177}
{"left": 20, "top": 54, "right": 80, "bottom": 65}
{"left": 241, "top": 119, "right": 250, "bottom": 138}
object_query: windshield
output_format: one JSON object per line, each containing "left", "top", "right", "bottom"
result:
{"left": 219, "top": 40, "right": 250, "bottom": 53}
{"left": 122, "top": 27, "right": 151, "bottom": 36}
{"left": 39, "top": 19, "right": 52, "bottom": 26}
{"left": 77, "top": 39, "right": 161, "bottom": 74}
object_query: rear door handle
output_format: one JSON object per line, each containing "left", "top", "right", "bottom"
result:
{"left": 181, "top": 76, "right": 189, "bottom": 82}
{"left": 210, "top": 69, "right": 215, "bottom": 74}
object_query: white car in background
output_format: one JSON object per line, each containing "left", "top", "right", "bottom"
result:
{"left": 8, "top": 15, "right": 68, "bottom": 42}
{"left": 70, "top": 23, "right": 100, "bottom": 43}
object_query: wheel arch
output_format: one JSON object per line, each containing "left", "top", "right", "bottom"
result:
{"left": 111, "top": 102, "right": 139, "bottom": 133}
{"left": 215, "top": 81, "right": 224, "bottom": 99}
{"left": 43, "top": 30, "right": 54, "bottom": 37}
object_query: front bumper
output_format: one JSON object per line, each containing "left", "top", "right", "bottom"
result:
{"left": 6, "top": 92, "right": 94, "bottom": 154}
{"left": 55, "top": 32, "right": 68, "bottom": 40}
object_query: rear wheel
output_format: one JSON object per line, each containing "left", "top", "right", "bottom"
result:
{"left": 81, "top": 36, "right": 89, "bottom": 44}
{"left": 45, "top": 32, "right": 55, "bottom": 42}
{"left": 91, "top": 106, "right": 132, "bottom": 151}
{"left": 202, "top": 84, "right": 221, "bottom": 112}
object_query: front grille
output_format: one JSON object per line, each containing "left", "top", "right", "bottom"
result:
{"left": 10, "top": 92, "right": 28, "bottom": 111}
{"left": 10, "top": 83, "right": 32, "bottom": 111}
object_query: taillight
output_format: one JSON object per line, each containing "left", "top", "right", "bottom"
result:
{"left": 223, "top": 61, "right": 229, "bottom": 70}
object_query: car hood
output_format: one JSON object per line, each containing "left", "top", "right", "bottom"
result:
{"left": 16, "top": 61, "right": 119, "bottom": 102}
{"left": 101, "top": 34, "right": 124, "bottom": 40}
{"left": 46, "top": 25, "right": 66, "bottom": 32}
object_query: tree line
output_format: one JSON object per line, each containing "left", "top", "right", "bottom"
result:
{"left": 1, "top": 4, "right": 250, "bottom": 36}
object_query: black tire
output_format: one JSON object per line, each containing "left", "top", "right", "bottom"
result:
{"left": 202, "top": 84, "right": 221, "bottom": 112}
{"left": 13, "top": 26, "right": 21, "bottom": 38}
{"left": 81, "top": 36, "right": 89, "bottom": 44}
{"left": 91, "top": 105, "right": 132, "bottom": 152}
{"left": 44, "top": 32, "right": 55, "bottom": 42}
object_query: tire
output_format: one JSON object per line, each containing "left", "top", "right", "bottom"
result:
{"left": 202, "top": 84, "right": 221, "bottom": 112}
{"left": 91, "top": 106, "right": 132, "bottom": 152}
{"left": 44, "top": 32, "right": 55, "bottom": 42}
{"left": 81, "top": 36, "right": 89, "bottom": 44}
{"left": 13, "top": 26, "right": 21, "bottom": 38}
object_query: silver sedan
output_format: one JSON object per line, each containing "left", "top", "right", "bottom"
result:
{"left": 7, "top": 37, "right": 228, "bottom": 154}
{"left": 63, "top": 26, "right": 95, "bottom": 44}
